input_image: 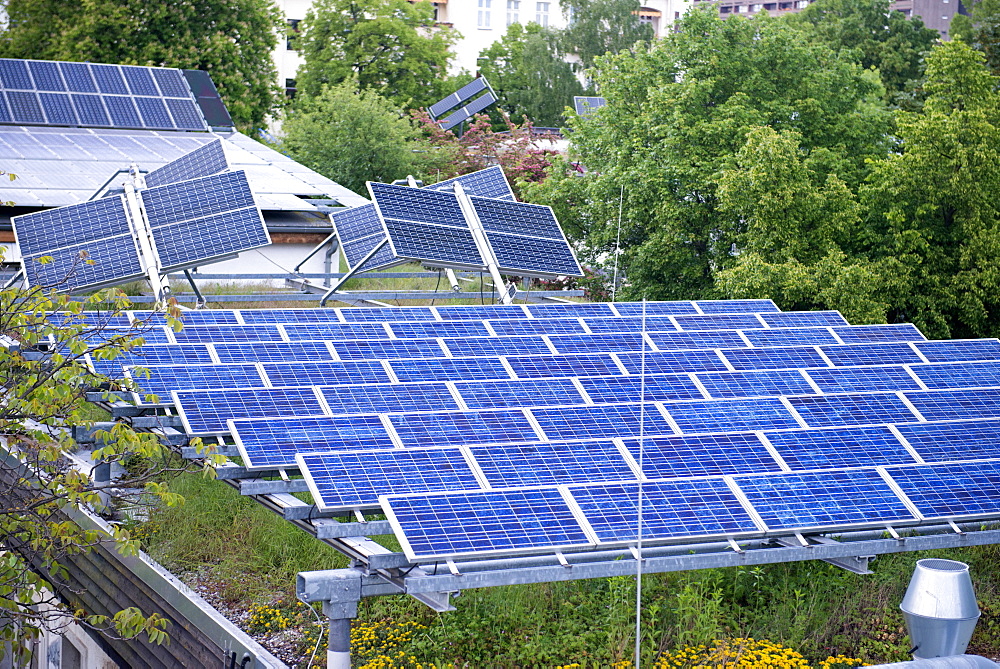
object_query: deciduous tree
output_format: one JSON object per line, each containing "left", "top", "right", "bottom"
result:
{"left": 559, "top": 0, "right": 653, "bottom": 71}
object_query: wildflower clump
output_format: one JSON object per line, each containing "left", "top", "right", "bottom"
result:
{"left": 820, "top": 655, "right": 867, "bottom": 669}
{"left": 246, "top": 601, "right": 293, "bottom": 634}
{"left": 653, "top": 638, "right": 811, "bottom": 668}
{"left": 354, "top": 620, "right": 432, "bottom": 669}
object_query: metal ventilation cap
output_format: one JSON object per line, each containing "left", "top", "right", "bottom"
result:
{"left": 901, "top": 559, "right": 981, "bottom": 659}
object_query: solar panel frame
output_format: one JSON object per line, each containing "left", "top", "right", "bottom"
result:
{"left": 470, "top": 440, "right": 636, "bottom": 487}
{"left": 231, "top": 415, "right": 396, "bottom": 469}
{"left": 621, "top": 433, "right": 782, "bottom": 479}
{"left": 530, "top": 403, "right": 676, "bottom": 441}
{"left": 895, "top": 419, "right": 1000, "bottom": 462}
{"left": 885, "top": 460, "right": 1000, "bottom": 521}
{"left": 663, "top": 397, "right": 800, "bottom": 434}
{"left": 762, "top": 426, "right": 917, "bottom": 470}
{"left": 787, "top": 393, "right": 919, "bottom": 427}
{"left": 144, "top": 138, "right": 228, "bottom": 187}
{"left": 173, "top": 385, "right": 327, "bottom": 435}
{"left": 425, "top": 166, "right": 515, "bottom": 201}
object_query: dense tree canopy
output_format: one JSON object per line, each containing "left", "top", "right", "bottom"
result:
{"left": 295, "top": 0, "right": 459, "bottom": 108}
{"left": 0, "top": 0, "right": 283, "bottom": 131}
{"left": 282, "top": 83, "right": 428, "bottom": 194}
{"left": 478, "top": 23, "right": 585, "bottom": 128}
{"left": 526, "top": 7, "right": 889, "bottom": 302}
{"left": 953, "top": 0, "right": 1000, "bottom": 75}
{"left": 787, "top": 0, "right": 938, "bottom": 97}
{"left": 559, "top": 0, "right": 654, "bottom": 70}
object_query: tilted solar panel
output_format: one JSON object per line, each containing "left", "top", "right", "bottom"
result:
{"left": 530, "top": 403, "right": 675, "bottom": 441}
{"left": 319, "top": 382, "right": 460, "bottom": 414}
{"left": 471, "top": 197, "right": 583, "bottom": 278}
{"left": 914, "top": 339, "right": 1000, "bottom": 363}
{"left": 506, "top": 353, "right": 622, "bottom": 379}
{"left": 470, "top": 441, "right": 635, "bottom": 487}
{"left": 425, "top": 166, "right": 515, "bottom": 201}
{"left": 577, "top": 375, "right": 705, "bottom": 404}
{"left": 618, "top": 350, "right": 730, "bottom": 374}
{"left": 886, "top": 460, "right": 1000, "bottom": 520}
{"left": 833, "top": 324, "right": 926, "bottom": 344}
{"left": 585, "top": 317, "right": 679, "bottom": 333}
{"left": 261, "top": 360, "right": 391, "bottom": 387}
{"left": 613, "top": 301, "right": 699, "bottom": 317}
{"left": 719, "top": 346, "right": 830, "bottom": 371}
{"left": 762, "top": 426, "right": 917, "bottom": 470}
{"left": 172, "top": 325, "right": 284, "bottom": 343}
{"left": 212, "top": 341, "right": 336, "bottom": 363}
{"left": 238, "top": 308, "right": 345, "bottom": 324}
{"left": 388, "top": 409, "right": 540, "bottom": 447}
{"left": 573, "top": 96, "right": 607, "bottom": 117}
{"left": 231, "top": 415, "right": 395, "bottom": 469}
{"left": 442, "top": 336, "right": 553, "bottom": 358}
{"left": 804, "top": 365, "right": 923, "bottom": 393}
{"left": 695, "top": 299, "right": 779, "bottom": 314}
{"left": 895, "top": 419, "right": 1000, "bottom": 462}
{"left": 646, "top": 331, "right": 745, "bottom": 350}
{"left": 435, "top": 304, "right": 529, "bottom": 320}
{"left": 174, "top": 386, "right": 326, "bottom": 435}
{"left": 299, "top": 448, "right": 481, "bottom": 511}
{"left": 910, "top": 361, "right": 1000, "bottom": 389}
{"left": 387, "top": 321, "right": 492, "bottom": 339}
{"left": 282, "top": 322, "right": 389, "bottom": 342}
{"left": 787, "top": 393, "right": 918, "bottom": 427}
{"left": 331, "top": 203, "right": 397, "bottom": 273}
{"left": 621, "top": 433, "right": 782, "bottom": 479}
{"left": 674, "top": 314, "right": 765, "bottom": 331}
{"left": 455, "top": 378, "right": 586, "bottom": 410}
{"left": 695, "top": 369, "right": 815, "bottom": 399}
{"left": 548, "top": 333, "right": 651, "bottom": 355}
{"left": 489, "top": 318, "right": 586, "bottom": 336}
{"left": 663, "top": 397, "right": 799, "bottom": 434}
{"left": 144, "top": 138, "right": 228, "bottom": 187}
{"left": 760, "top": 311, "right": 848, "bottom": 328}
{"left": 570, "top": 478, "right": 761, "bottom": 543}
{"left": 741, "top": 328, "right": 840, "bottom": 347}
{"left": 126, "top": 363, "right": 265, "bottom": 404}
{"left": 820, "top": 343, "right": 924, "bottom": 366}
{"left": 387, "top": 357, "right": 512, "bottom": 383}
{"left": 904, "top": 387, "right": 1000, "bottom": 421}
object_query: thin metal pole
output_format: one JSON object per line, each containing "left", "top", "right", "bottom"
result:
{"left": 634, "top": 298, "right": 647, "bottom": 667}
{"left": 612, "top": 184, "right": 624, "bottom": 301}
{"left": 327, "top": 617, "right": 351, "bottom": 669}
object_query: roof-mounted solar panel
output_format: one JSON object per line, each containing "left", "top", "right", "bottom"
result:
{"left": 0, "top": 58, "right": 211, "bottom": 131}
{"left": 573, "top": 96, "right": 607, "bottom": 117}
{"left": 427, "top": 77, "right": 497, "bottom": 131}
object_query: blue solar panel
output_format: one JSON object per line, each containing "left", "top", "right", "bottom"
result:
{"left": 613, "top": 302, "right": 699, "bottom": 317}
{"left": 331, "top": 204, "right": 395, "bottom": 272}
{"left": 573, "top": 96, "right": 607, "bottom": 117}
{"left": 19, "top": 235, "right": 145, "bottom": 292}
{"left": 281, "top": 323, "right": 389, "bottom": 342}
{"left": 368, "top": 182, "right": 483, "bottom": 269}
{"left": 760, "top": 312, "right": 848, "bottom": 328}
{"left": 144, "top": 138, "right": 228, "bottom": 187}
{"left": 618, "top": 350, "right": 730, "bottom": 374}
{"left": 763, "top": 426, "right": 916, "bottom": 470}
{"left": 788, "top": 393, "right": 917, "bottom": 427}
{"left": 442, "top": 336, "right": 553, "bottom": 357}
{"left": 133, "top": 309, "right": 241, "bottom": 325}
{"left": 886, "top": 461, "right": 1000, "bottom": 519}
{"left": 135, "top": 96, "right": 173, "bottom": 129}
{"left": 14, "top": 194, "right": 132, "bottom": 257}
{"left": 261, "top": 360, "right": 391, "bottom": 387}
{"left": 489, "top": 319, "right": 586, "bottom": 336}
{"left": 436, "top": 305, "right": 528, "bottom": 320}
{"left": 211, "top": 341, "right": 336, "bottom": 363}
{"left": 455, "top": 378, "right": 586, "bottom": 409}
{"left": 172, "top": 325, "right": 284, "bottom": 343}
{"left": 735, "top": 470, "right": 915, "bottom": 530}
{"left": 231, "top": 415, "right": 395, "bottom": 469}
{"left": 470, "top": 441, "right": 635, "bottom": 487}
{"left": 142, "top": 171, "right": 269, "bottom": 271}
{"left": 833, "top": 324, "right": 926, "bottom": 344}
{"left": 821, "top": 343, "right": 923, "bottom": 366}
{"left": 527, "top": 303, "right": 616, "bottom": 319}
{"left": 584, "top": 317, "right": 679, "bottom": 333}
{"left": 28, "top": 61, "right": 64, "bottom": 91}
{"left": 299, "top": 448, "right": 481, "bottom": 511}
{"left": 39, "top": 92, "right": 77, "bottom": 124}
{"left": 127, "top": 363, "right": 265, "bottom": 403}
{"left": 87, "top": 343, "right": 213, "bottom": 375}
{"left": 695, "top": 369, "right": 815, "bottom": 398}
{"left": 674, "top": 314, "right": 765, "bottom": 331}
{"left": 904, "top": 388, "right": 1000, "bottom": 421}
{"left": 319, "top": 382, "right": 460, "bottom": 413}
{"left": 426, "top": 166, "right": 515, "bottom": 201}
{"left": 165, "top": 97, "right": 206, "bottom": 130}
{"left": 577, "top": 375, "right": 704, "bottom": 403}
{"left": 71, "top": 94, "right": 110, "bottom": 125}
{"left": 531, "top": 404, "right": 674, "bottom": 440}
{"left": 387, "top": 321, "right": 491, "bottom": 339}
{"left": 151, "top": 68, "right": 190, "bottom": 97}
{"left": 103, "top": 95, "right": 142, "bottom": 127}
{"left": 7, "top": 90, "right": 44, "bottom": 123}
{"left": 915, "top": 340, "right": 1000, "bottom": 363}
{"left": 430, "top": 77, "right": 490, "bottom": 118}
{"left": 506, "top": 353, "right": 622, "bottom": 379}
{"left": 548, "top": 333, "right": 650, "bottom": 354}
{"left": 238, "top": 309, "right": 345, "bottom": 324}
{"left": 384, "top": 488, "right": 591, "bottom": 560}
{"left": 122, "top": 65, "right": 158, "bottom": 95}
{"left": 0, "top": 60, "right": 33, "bottom": 89}
{"left": 720, "top": 346, "right": 829, "bottom": 371}
{"left": 664, "top": 397, "right": 799, "bottom": 433}
{"left": 910, "top": 361, "right": 1000, "bottom": 389}
{"left": 647, "top": 331, "right": 746, "bottom": 350}
{"left": 570, "top": 479, "right": 760, "bottom": 543}
{"left": 59, "top": 62, "right": 97, "bottom": 93}
{"left": 621, "top": 433, "right": 782, "bottom": 479}
{"left": 388, "top": 357, "right": 511, "bottom": 383}
{"left": 332, "top": 339, "right": 445, "bottom": 361}
{"left": 472, "top": 199, "right": 583, "bottom": 277}
{"left": 91, "top": 64, "right": 128, "bottom": 94}
{"left": 742, "top": 328, "right": 840, "bottom": 347}
{"left": 340, "top": 307, "right": 437, "bottom": 322}
{"left": 696, "top": 299, "right": 780, "bottom": 314}
{"left": 389, "top": 410, "right": 539, "bottom": 447}
{"left": 804, "top": 366, "right": 922, "bottom": 393}
{"left": 895, "top": 419, "right": 1000, "bottom": 462}
{"left": 175, "top": 386, "right": 325, "bottom": 435}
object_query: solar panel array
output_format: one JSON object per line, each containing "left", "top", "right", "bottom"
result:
{"left": 12, "top": 169, "right": 269, "bottom": 290}
{"left": 144, "top": 138, "right": 228, "bottom": 188}
{"left": 85, "top": 300, "right": 1000, "bottom": 564}
{"left": 573, "top": 96, "right": 607, "bottom": 117}
{"left": 0, "top": 59, "right": 207, "bottom": 131}
{"left": 427, "top": 77, "right": 497, "bottom": 131}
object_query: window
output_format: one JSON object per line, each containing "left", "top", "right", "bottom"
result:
{"left": 286, "top": 19, "right": 300, "bottom": 50}
{"left": 285, "top": 78, "right": 297, "bottom": 99}
{"left": 536, "top": 1, "right": 550, "bottom": 26}
{"left": 507, "top": 0, "right": 520, "bottom": 25}
{"left": 479, "top": 0, "right": 492, "bottom": 28}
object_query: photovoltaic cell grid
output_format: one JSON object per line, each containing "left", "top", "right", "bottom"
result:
{"left": 144, "top": 138, "right": 228, "bottom": 188}
{"left": 232, "top": 415, "right": 396, "bottom": 469}
{"left": 12, "top": 195, "right": 144, "bottom": 291}
{"left": 470, "top": 196, "right": 583, "bottom": 277}
{"left": 0, "top": 59, "right": 207, "bottom": 130}
{"left": 141, "top": 170, "right": 270, "bottom": 271}
{"left": 331, "top": 203, "right": 398, "bottom": 273}
{"left": 425, "top": 166, "right": 515, "bottom": 201}
{"left": 573, "top": 96, "right": 607, "bottom": 116}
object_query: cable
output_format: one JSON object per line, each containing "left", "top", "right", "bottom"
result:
{"left": 634, "top": 298, "right": 647, "bottom": 668}
{"left": 431, "top": 269, "right": 443, "bottom": 306}
{"left": 299, "top": 593, "right": 326, "bottom": 669}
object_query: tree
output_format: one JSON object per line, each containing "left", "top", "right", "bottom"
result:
{"left": 952, "top": 0, "right": 1000, "bottom": 76}
{"left": 559, "top": 0, "right": 654, "bottom": 71}
{"left": 282, "top": 83, "right": 429, "bottom": 194}
{"left": 787, "top": 0, "right": 939, "bottom": 98}
{"left": 0, "top": 0, "right": 283, "bottom": 131}
{"left": 524, "top": 7, "right": 890, "bottom": 302}
{"left": 295, "top": 0, "right": 459, "bottom": 109}
{"left": 478, "top": 23, "right": 584, "bottom": 128}
{"left": 0, "top": 271, "right": 219, "bottom": 661}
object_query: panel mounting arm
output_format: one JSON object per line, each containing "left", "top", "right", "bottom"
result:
{"left": 452, "top": 182, "right": 515, "bottom": 305}
{"left": 320, "top": 239, "right": 389, "bottom": 306}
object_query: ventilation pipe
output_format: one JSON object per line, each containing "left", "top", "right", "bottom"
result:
{"left": 900, "top": 559, "right": 981, "bottom": 660}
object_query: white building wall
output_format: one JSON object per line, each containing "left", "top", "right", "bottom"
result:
{"left": 272, "top": 0, "right": 689, "bottom": 93}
